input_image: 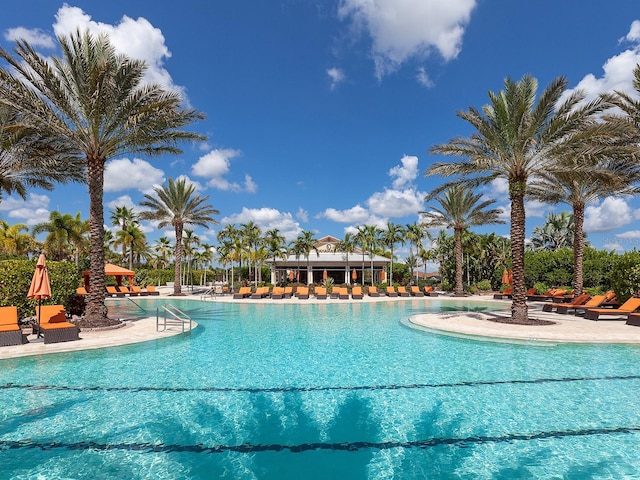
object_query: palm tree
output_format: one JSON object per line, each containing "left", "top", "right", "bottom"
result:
{"left": 0, "top": 220, "right": 33, "bottom": 256}
{"left": 530, "top": 212, "right": 578, "bottom": 252}
{"left": 139, "top": 177, "right": 219, "bottom": 295}
{"left": 113, "top": 223, "right": 146, "bottom": 270}
{"left": 0, "top": 31, "right": 205, "bottom": 324}
{"left": 335, "top": 232, "right": 357, "bottom": 284}
{"left": 154, "top": 237, "right": 173, "bottom": 269}
{"left": 422, "top": 186, "right": 504, "bottom": 296}
{"left": 294, "top": 230, "right": 318, "bottom": 284}
{"left": 240, "top": 222, "right": 261, "bottom": 286}
{"left": 32, "top": 211, "right": 86, "bottom": 261}
{"left": 182, "top": 229, "right": 200, "bottom": 290}
{"left": 110, "top": 206, "right": 138, "bottom": 266}
{"left": 380, "top": 222, "right": 405, "bottom": 284}
{"left": 217, "top": 224, "right": 242, "bottom": 287}
{"left": 428, "top": 74, "right": 608, "bottom": 322}
{"left": 0, "top": 105, "right": 83, "bottom": 202}
{"left": 405, "top": 222, "right": 426, "bottom": 284}
{"left": 361, "top": 225, "right": 381, "bottom": 284}
{"left": 264, "top": 228, "right": 286, "bottom": 283}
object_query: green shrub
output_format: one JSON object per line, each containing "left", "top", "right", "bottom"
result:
{"left": 533, "top": 282, "right": 548, "bottom": 294}
{"left": 0, "top": 259, "right": 80, "bottom": 319}
{"left": 475, "top": 279, "right": 492, "bottom": 291}
{"left": 609, "top": 250, "right": 640, "bottom": 303}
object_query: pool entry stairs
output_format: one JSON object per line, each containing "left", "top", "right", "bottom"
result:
{"left": 156, "top": 304, "right": 193, "bottom": 334}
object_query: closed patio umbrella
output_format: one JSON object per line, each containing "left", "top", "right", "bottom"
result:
{"left": 288, "top": 270, "right": 294, "bottom": 282}
{"left": 323, "top": 269, "right": 327, "bottom": 280}
{"left": 27, "top": 253, "right": 51, "bottom": 337}
{"left": 381, "top": 270, "right": 387, "bottom": 282}
{"left": 501, "top": 268, "right": 510, "bottom": 285}
{"left": 352, "top": 268, "right": 357, "bottom": 282}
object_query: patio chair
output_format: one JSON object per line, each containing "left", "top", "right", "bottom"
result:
{"left": 0, "top": 306, "right": 28, "bottom": 347}
{"left": 368, "top": 286, "right": 380, "bottom": 297}
{"left": 315, "top": 286, "right": 327, "bottom": 299}
{"left": 131, "top": 285, "right": 148, "bottom": 296}
{"left": 37, "top": 305, "right": 80, "bottom": 344}
{"left": 106, "top": 286, "right": 124, "bottom": 297}
{"left": 493, "top": 287, "right": 513, "bottom": 300}
{"left": 424, "top": 286, "right": 439, "bottom": 297}
{"left": 542, "top": 293, "right": 591, "bottom": 312}
{"left": 271, "top": 286, "right": 285, "bottom": 299}
{"left": 410, "top": 286, "right": 424, "bottom": 297}
{"left": 351, "top": 286, "right": 363, "bottom": 299}
{"left": 283, "top": 286, "right": 293, "bottom": 298}
{"left": 584, "top": 297, "right": 640, "bottom": 321}
{"left": 397, "top": 286, "right": 410, "bottom": 297}
{"left": 563, "top": 294, "right": 608, "bottom": 315}
{"left": 76, "top": 287, "right": 88, "bottom": 295}
{"left": 338, "top": 287, "right": 350, "bottom": 299}
{"left": 296, "top": 286, "right": 310, "bottom": 299}
{"left": 145, "top": 285, "right": 160, "bottom": 296}
{"left": 386, "top": 286, "right": 398, "bottom": 297}
{"left": 250, "top": 286, "right": 269, "bottom": 299}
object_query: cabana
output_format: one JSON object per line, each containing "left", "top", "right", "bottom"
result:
{"left": 82, "top": 264, "right": 135, "bottom": 290}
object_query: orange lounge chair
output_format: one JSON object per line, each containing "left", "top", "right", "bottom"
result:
{"left": 315, "top": 286, "right": 327, "bottom": 299}
{"left": 146, "top": 285, "right": 160, "bottom": 296}
{"left": 397, "top": 286, "right": 410, "bottom": 297}
{"left": 130, "top": 285, "right": 148, "bottom": 296}
{"left": 424, "top": 286, "right": 439, "bottom": 297}
{"left": 106, "top": 286, "right": 124, "bottom": 297}
{"left": 338, "top": 287, "right": 350, "bottom": 299}
{"left": 118, "top": 285, "right": 137, "bottom": 296}
{"left": 0, "top": 306, "right": 27, "bottom": 346}
{"left": 284, "top": 286, "right": 293, "bottom": 298}
{"left": 351, "top": 286, "right": 363, "bottom": 299}
{"left": 563, "top": 294, "right": 609, "bottom": 315}
{"left": 386, "top": 286, "right": 398, "bottom": 297}
{"left": 493, "top": 287, "right": 513, "bottom": 300}
{"left": 250, "top": 286, "right": 270, "bottom": 299}
{"left": 368, "top": 286, "right": 380, "bottom": 297}
{"left": 271, "top": 286, "right": 285, "bottom": 299}
{"left": 296, "top": 286, "right": 309, "bottom": 299}
{"left": 584, "top": 297, "right": 640, "bottom": 321}
{"left": 233, "top": 286, "right": 252, "bottom": 299}
{"left": 37, "top": 305, "right": 80, "bottom": 344}
{"left": 76, "top": 287, "right": 88, "bottom": 295}
{"left": 410, "top": 286, "right": 424, "bottom": 297}
{"left": 542, "top": 293, "right": 591, "bottom": 312}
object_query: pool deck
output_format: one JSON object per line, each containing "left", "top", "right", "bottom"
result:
{"left": 2, "top": 289, "right": 640, "bottom": 359}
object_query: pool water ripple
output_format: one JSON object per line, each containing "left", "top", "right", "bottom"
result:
{"left": 1, "top": 299, "right": 640, "bottom": 479}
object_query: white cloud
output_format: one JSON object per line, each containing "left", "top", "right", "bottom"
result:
{"left": 416, "top": 67, "right": 433, "bottom": 88}
{"left": 367, "top": 188, "right": 424, "bottom": 217}
{"left": 321, "top": 205, "right": 372, "bottom": 223}
{"left": 52, "top": 5, "right": 185, "bottom": 97}
{"left": 296, "top": 208, "right": 309, "bottom": 222}
{"left": 389, "top": 155, "right": 419, "bottom": 189}
{"left": 4, "top": 27, "right": 55, "bottom": 48}
{"left": 615, "top": 230, "right": 640, "bottom": 239}
{"left": 327, "top": 67, "right": 346, "bottom": 89}
{"left": 104, "top": 158, "right": 165, "bottom": 192}
{"left": 603, "top": 242, "right": 625, "bottom": 253}
{"left": 222, "top": 207, "right": 302, "bottom": 242}
{"left": 338, "top": 0, "right": 476, "bottom": 79}
{"left": 561, "top": 21, "right": 640, "bottom": 105}
{"left": 0, "top": 193, "right": 49, "bottom": 212}
{"left": 584, "top": 197, "right": 633, "bottom": 232}
{"left": 8, "top": 207, "right": 50, "bottom": 226}
{"left": 175, "top": 174, "right": 205, "bottom": 192}
{"left": 191, "top": 148, "right": 255, "bottom": 193}
{"left": 106, "top": 195, "right": 136, "bottom": 211}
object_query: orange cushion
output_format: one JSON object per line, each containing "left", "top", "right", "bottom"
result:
{"left": 0, "top": 324, "right": 19, "bottom": 332}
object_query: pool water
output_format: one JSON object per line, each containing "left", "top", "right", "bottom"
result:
{"left": 1, "top": 298, "right": 640, "bottom": 479}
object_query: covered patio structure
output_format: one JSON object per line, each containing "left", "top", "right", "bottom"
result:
{"left": 82, "top": 263, "right": 135, "bottom": 290}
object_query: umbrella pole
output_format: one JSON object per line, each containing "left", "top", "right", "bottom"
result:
{"left": 37, "top": 300, "right": 42, "bottom": 338}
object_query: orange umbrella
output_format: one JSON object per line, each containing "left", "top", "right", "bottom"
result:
{"left": 501, "top": 268, "right": 510, "bottom": 285}
{"left": 288, "top": 270, "right": 294, "bottom": 282}
{"left": 28, "top": 253, "right": 51, "bottom": 337}
{"left": 323, "top": 269, "right": 327, "bottom": 280}
{"left": 381, "top": 270, "right": 387, "bottom": 282}
{"left": 352, "top": 268, "right": 357, "bottom": 281}
{"left": 508, "top": 270, "right": 513, "bottom": 285}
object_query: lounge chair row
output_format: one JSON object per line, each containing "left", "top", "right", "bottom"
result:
{"left": 0, "top": 305, "right": 80, "bottom": 347}
{"left": 538, "top": 291, "right": 640, "bottom": 324}
{"left": 230, "top": 285, "right": 437, "bottom": 300}
{"left": 99, "top": 285, "right": 160, "bottom": 297}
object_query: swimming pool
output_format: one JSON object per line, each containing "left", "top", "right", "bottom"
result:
{"left": 1, "top": 298, "right": 640, "bottom": 479}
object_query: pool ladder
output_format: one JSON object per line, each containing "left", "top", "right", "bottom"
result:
{"left": 156, "top": 304, "right": 192, "bottom": 334}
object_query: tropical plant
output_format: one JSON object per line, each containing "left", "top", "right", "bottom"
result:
{"left": 380, "top": 222, "right": 405, "bottom": 284}
{"left": 529, "top": 212, "right": 583, "bottom": 252}
{"left": 139, "top": 178, "right": 219, "bottom": 295}
{"left": 217, "top": 224, "right": 242, "bottom": 285}
{"left": 294, "top": 230, "right": 318, "bottom": 285}
{"left": 0, "top": 220, "right": 36, "bottom": 256}
{"left": 240, "top": 221, "right": 261, "bottom": 286}
{"left": 405, "top": 222, "right": 426, "bottom": 284}
{"left": 0, "top": 30, "right": 205, "bottom": 325}
{"left": 335, "top": 232, "right": 357, "bottom": 284}
{"left": 110, "top": 206, "right": 138, "bottom": 266}
{"left": 32, "top": 211, "right": 87, "bottom": 262}
{"left": 428, "top": 74, "right": 609, "bottom": 323}
{"left": 422, "top": 186, "right": 504, "bottom": 295}
{"left": 264, "top": 228, "right": 287, "bottom": 284}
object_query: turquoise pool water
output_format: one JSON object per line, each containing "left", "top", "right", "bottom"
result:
{"left": 1, "top": 298, "right": 640, "bottom": 479}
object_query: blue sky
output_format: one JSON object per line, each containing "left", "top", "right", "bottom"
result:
{"left": 2, "top": 1, "right": 640, "bottom": 257}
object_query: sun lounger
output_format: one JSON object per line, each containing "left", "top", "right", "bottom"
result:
{"left": 315, "top": 286, "right": 327, "bottom": 299}
{"left": 542, "top": 293, "right": 591, "bottom": 312}
{"left": 271, "top": 286, "right": 285, "bottom": 299}
{"left": 284, "top": 286, "right": 293, "bottom": 298}
{"left": 233, "top": 286, "right": 252, "bottom": 299}
{"left": 410, "top": 286, "right": 423, "bottom": 297}
{"left": 528, "top": 288, "right": 566, "bottom": 302}
{"left": 131, "top": 285, "right": 148, "bottom": 296}
{"left": 37, "top": 305, "right": 80, "bottom": 344}
{"left": 0, "top": 306, "right": 27, "bottom": 346}
{"left": 250, "top": 286, "right": 269, "bottom": 299}
{"left": 386, "top": 286, "right": 398, "bottom": 297}
{"left": 118, "top": 286, "right": 137, "bottom": 296}
{"left": 76, "top": 287, "right": 88, "bottom": 295}
{"left": 368, "top": 286, "right": 380, "bottom": 297}
{"left": 563, "top": 294, "right": 609, "bottom": 315}
{"left": 351, "top": 286, "right": 363, "bottom": 299}
{"left": 296, "top": 286, "right": 309, "bottom": 299}
{"left": 584, "top": 297, "right": 640, "bottom": 321}
{"left": 493, "top": 287, "right": 513, "bottom": 300}
{"left": 625, "top": 313, "right": 640, "bottom": 326}
{"left": 146, "top": 285, "right": 160, "bottom": 296}
{"left": 106, "top": 286, "right": 124, "bottom": 297}
{"left": 424, "top": 286, "right": 439, "bottom": 297}
{"left": 338, "top": 287, "right": 350, "bottom": 299}
{"left": 397, "top": 286, "right": 410, "bottom": 297}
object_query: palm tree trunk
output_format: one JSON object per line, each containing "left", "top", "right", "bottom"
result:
{"left": 510, "top": 189, "right": 528, "bottom": 322}
{"left": 85, "top": 158, "right": 108, "bottom": 323}
{"left": 174, "top": 224, "right": 183, "bottom": 295}
{"left": 454, "top": 228, "right": 464, "bottom": 296}
{"left": 573, "top": 202, "right": 585, "bottom": 295}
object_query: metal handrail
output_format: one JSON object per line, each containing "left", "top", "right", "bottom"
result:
{"left": 156, "top": 304, "right": 192, "bottom": 333}
{"left": 126, "top": 297, "right": 147, "bottom": 312}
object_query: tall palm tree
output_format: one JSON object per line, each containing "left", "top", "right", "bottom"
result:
{"left": 113, "top": 223, "right": 146, "bottom": 270}
{"left": 264, "top": 228, "right": 286, "bottom": 283}
{"left": 530, "top": 212, "right": 578, "bottom": 252}
{"left": 182, "top": 229, "right": 200, "bottom": 289}
{"left": 335, "top": 232, "right": 357, "bottom": 284}
{"left": 199, "top": 243, "right": 215, "bottom": 286}
{"left": 0, "top": 105, "right": 83, "bottom": 202}
{"left": 380, "top": 222, "right": 405, "bottom": 284}
{"left": 154, "top": 236, "right": 173, "bottom": 269}
{"left": 32, "top": 211, "right": 86, "bottom": 261}
{"left": 422, "top": 186, "right": 504, "bottom": 296}
{"left": 428, "top": 74, "right": 608, "bottom": 322}
{"left": 139, "top": 177, "right": 219, "bottom": 295}
{"left": 240, "top": 222, "right": 261, "bottom": 286}
{"left": 354, "top": 226, "right": 369, "bottom": 284}
{"left": 217, "top": 224, "right": 242, "bottom": 286}
{"left": 361, "top": 224, "right": 381, "bottom": 284}
{"left": 110, "top": 206, "right": 138, "bottom": 266}
{"left": 0, "top": 31, "right": 205, "bottom": 324}
{"left": 405, "top": 222, "right": 426, "bottom": 284}
{"left": 0, "top": 220, "right": 33, "bottom": 256}
{"left": 294, "top": 230, "right": 318, "bottom": 284}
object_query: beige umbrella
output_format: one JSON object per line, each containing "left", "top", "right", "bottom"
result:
{"left": 27, "top": 253, "right": 51, "bottom": 337}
